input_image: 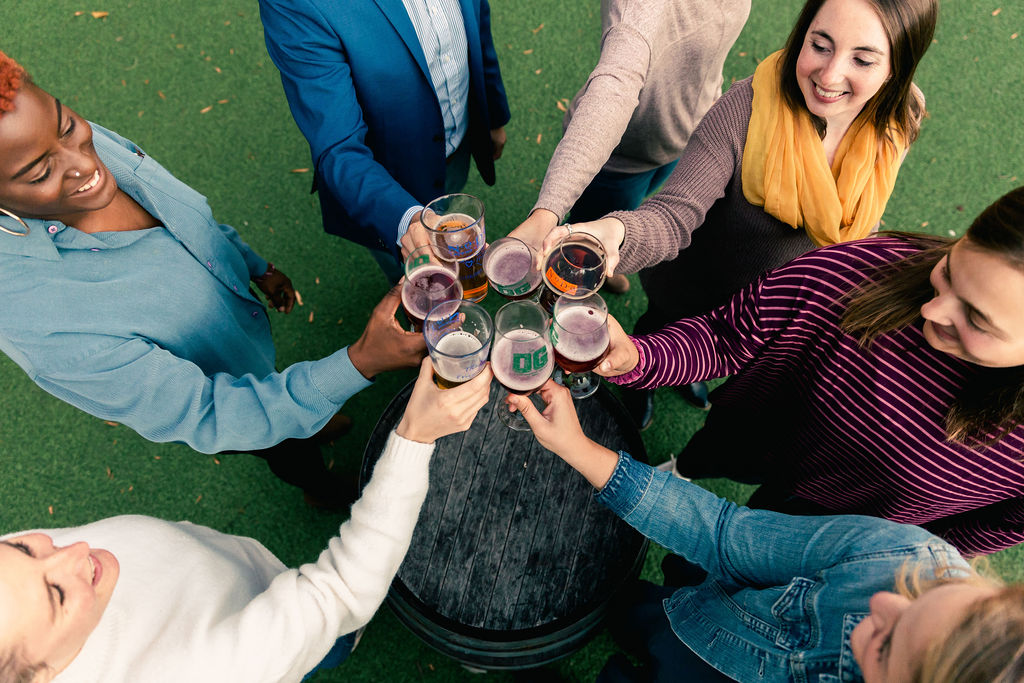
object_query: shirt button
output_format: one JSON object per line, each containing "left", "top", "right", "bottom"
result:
{"left": 47, "top": 225, "right": 58, "bottom": 234}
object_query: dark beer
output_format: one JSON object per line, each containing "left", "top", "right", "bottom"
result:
{"left": 401, "top": 266, "right": 462, "bottom": 332}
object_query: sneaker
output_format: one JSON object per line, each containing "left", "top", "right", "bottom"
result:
{"left": 655, "top": 456, "right": 690, "bottom": 481}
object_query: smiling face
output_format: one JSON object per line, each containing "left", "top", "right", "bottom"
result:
{"left": 851, "top": 583, "right": 996, "bottom": 682}
{"left": 0, "top": 82, "right": 116, "bottom": 226}
{"left": 795, "top": 0, "right": 892, "bottom": 131}
{"left": 0, "top": 534, "right": 118, "bottom": 679}
{"left": 920, "top": 239, "right": 1024, "bottom": 368}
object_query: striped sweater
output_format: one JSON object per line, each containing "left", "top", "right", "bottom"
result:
{"left": 610, "top": 237, "right": 1024, "bottom": 555}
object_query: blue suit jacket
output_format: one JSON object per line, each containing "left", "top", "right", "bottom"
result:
{"left": 259, "top": 0, "right": 511, "bottom": 253}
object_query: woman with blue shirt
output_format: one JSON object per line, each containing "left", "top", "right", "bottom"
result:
{"left": 0, "top": 53, "right": 424, "bottom": 507}
{"left": 509, "top": 381, "right": 1024, "bottom": 682}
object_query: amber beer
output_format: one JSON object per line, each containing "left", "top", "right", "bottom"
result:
{"left": 436, "top": 213, "right": 488, "bottom": 302}
{"left": 430, "top": 330, "right": 484, "bottom": 389}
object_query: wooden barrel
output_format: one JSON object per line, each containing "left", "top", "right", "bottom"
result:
{"left": 361, "top": 380, "right": 648, "bottom": 670}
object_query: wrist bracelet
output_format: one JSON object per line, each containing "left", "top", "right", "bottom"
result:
{"left": 254, "top": 262, "right": 275, "bottom": 283}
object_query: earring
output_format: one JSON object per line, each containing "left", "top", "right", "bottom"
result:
{"left": 0, "top": 206, "right": 30, "bottom": 236}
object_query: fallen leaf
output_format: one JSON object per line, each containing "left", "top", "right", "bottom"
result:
{"left": 992, "top": 7, "right": 1001, "bottom": 15}
{"left": 295, "top": 290, "right": 304, "bottom": 306}
{"left": 308, "top": 311, "right": 315, "bottom": 323}
{"left": 739, "top": 51, "right": 748, "bottom": 57}
{"left": 1012, "top": 32, "right": 1019, "bottom": 39}
{"left": 224, "top": 20, "right": 231, "bottom": 25}
{"left": 532, "top": 23, "right": 544, "bottom": 34}
{"left": 137, "top": 111, "right": 144, "bottom": 117}
{"left": 536, "top": 133, "right": 542, "bottom": 144}
{"left": 535, "top": 69, "right": 542, "bottom": 75}
{"left": 91, "top": 11, "right": 109, "bottom": 19}
{"left": 121, "top": 79, "right": 127, "bottom": 87}
{"left": 128, "top": 485, "right": 133, "bottom": 491}
{"left": 214, "top": 67, "right": 222, "bottom": 73}
{"left": 523, "top": 49, "right": 533, "bottom": 55}
{"left": 218, "top": 98, "right": 229, "bottom": 104}
{"left": 200, "top": 105, "right": 213, "bottom": 114}
{"left": 213, "top": 457, "right": 221, "bottom": 465}
{"left": 48, "top": 506, "right": 54, "bottom": 515}
{"left": 921, "top": 221, "right": 929, "bottom": 228}
{"left": 556, "top": 100, "right": 566, "bottom": 112}
{"left": 337, "top": 318, "right": 344, "bottom": 324}
{"left": 106, "top": 467, "right": 113, "bottom": 479}
{"left": 315, "top": 277, "right": 320, "bottom": 284}
{"left": 158, "top": 90, "right": 166, "bottom": 99}
{"left": 104, "top": 421, "right": 119, "bottom": 426}
{"left": 195, "top": 494, "right": 203, "bottom": 503}
{"left": 528, "top": 178, "right": 536, "bottom": 184}
{"left": 154, "top": 455, "right": 161, "bottom": 460}
{"left": 290, "top": 168, "right": 309, "bottom": 173}
{"left": 74, "top": 10, "right": 85, "bottom": 15}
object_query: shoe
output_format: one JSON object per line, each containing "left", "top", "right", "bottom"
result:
{"left": 302, "top": 469, "right": 359, "bottom": 511}
{"left": 620, "top": 388, "right": 654, "bottom": 431}
{"left": 676, "top": 381, "right": 710, "bottom": 410}
{"left": 603, "top": 273, "right": 631, "bottom": 294}
{"left": 655, "top": 456, "right": 690, "bottom": 481}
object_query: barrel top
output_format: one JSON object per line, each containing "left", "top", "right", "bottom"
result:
{"left": 361, "top": 381, "right": 647, "bottom": 635}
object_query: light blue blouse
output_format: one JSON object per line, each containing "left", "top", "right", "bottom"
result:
{"left": 597, "top": 453, "right": 970, "bottom": 682}
{"left": 0, "top": 123, "right": 370, "bottom": 453}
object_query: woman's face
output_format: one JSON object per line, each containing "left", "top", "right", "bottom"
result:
{"left": 851, "top": 583, "right": 995, "bottom": 682}
{"left": 0, "top": 534, "right": 119, "bottom": 678}
{"left": 795, "top": 0, "right": 892, "bottom": 129}
{"left": 0, "top": 82, "right": 117, "bottom": 225}
{"left": 921, "top": 240, "right": 1024, "bottom": 368}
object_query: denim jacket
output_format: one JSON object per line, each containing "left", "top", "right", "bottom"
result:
{"left": 0, "top": 124, "right": 370, "bottom": 454}
{"left": 596, "top": 453, "right": 969, "bottom": 682}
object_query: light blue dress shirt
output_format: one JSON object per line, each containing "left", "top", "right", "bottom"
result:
{"left": 0, "top": 124, "right": 371, "bottom": 454}
{"left": 596, "top": 453, "right": 970, "bottom": 682}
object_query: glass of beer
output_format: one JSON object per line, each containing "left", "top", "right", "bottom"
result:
{"left": 491, "top": 300, "right": 554, "bottom": 431}
{"left": 539, "top": 229, "right": 607, "bottom": 313}
{"left": 482, "top": 236, "right": 541, "bottom": 300}
{"left": 401, "top": 244, "right": 462, "bottom": 332}
{"left": 422, "top": 193, "right": 488, "bottom": 303}
{"left": 424, "top": 300, "right": 493, "bottom": 389}
{"left": 551, "top": 290, "right": 610, "bottom": 400}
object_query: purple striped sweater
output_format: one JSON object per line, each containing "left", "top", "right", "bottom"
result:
{"left": 610, "top": 237, "right": 1024, "bottom": 555}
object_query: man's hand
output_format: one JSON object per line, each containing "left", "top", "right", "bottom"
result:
{"left": 397, "top": 358, "right": 493, "bottom": 443}
{"left": 490, "top": 126, "right": 507, "bottom": 160}
{"left": 255, "top": 265, "right": 297, "bottom": 313}
{"left": 594, "top": 314, "right": 640, "bottom": 377}
{"left": 399, "top": 213, "right": 431, "bottom": 261}
{"left": 348, "top": 285, "right": 427, "bottom": 379}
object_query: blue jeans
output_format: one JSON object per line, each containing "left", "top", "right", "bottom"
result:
{"left": 597, "top": 581, "right": 730, "bottom": 683}
{"left": 302, "top": 631, "right": 357, "bottom": 680}
{"left": 567, "top": 161, "right": 678, "bottom": 223}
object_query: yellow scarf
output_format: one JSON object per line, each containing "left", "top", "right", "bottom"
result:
{"left": 741, "top": 50, "right": 906, "bottom": 246}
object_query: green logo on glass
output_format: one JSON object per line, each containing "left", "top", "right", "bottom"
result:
{"left": 411, "top": 254, "right": 430, "bottom": 268}
{"left": 494, "top": 280, "right": 531, "bottom": 297}
{"left": 512, "top": 347, "right": 548, "bottom": 374}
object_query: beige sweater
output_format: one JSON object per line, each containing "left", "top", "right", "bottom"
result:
{"left": 533, "top": 0, "right": 751, "bottom": 220}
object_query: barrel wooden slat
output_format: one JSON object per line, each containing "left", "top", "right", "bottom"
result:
{"left": 360, "top": 380, "right": 647, "bottom": 670}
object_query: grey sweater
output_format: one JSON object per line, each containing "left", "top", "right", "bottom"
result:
{"left": 533, "top": 0, "right": 751, "bottom": 221}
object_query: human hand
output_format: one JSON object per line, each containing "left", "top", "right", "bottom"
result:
{"left": 255, "top": 265, "right": 297, "bottom": 313}
{"left": 490, "top": 126, "right": 507, "bottom": 160}
{"left": 539, "top": 217, "right": 626, "bottom": 277}
{"left": 348, "top": 285, "right": 427, "bottom": 379}
{"left": 508, "top": 208, "right": 559, "bottom": 256}
{"left": 397, "top": 358, "right": 493, "bottom": 443}
{"left": 594, "top": 314, "right": 639, "bottom": 377}
{"left": 507, "top": 379, "right": 619, "bottom": 488}
{"left": 399, "top": 213, "right": 430, "bottom": 261}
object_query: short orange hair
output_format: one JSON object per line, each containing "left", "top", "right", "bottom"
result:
{"left": 0, "top": 51, "right": 27, "bottom": 118}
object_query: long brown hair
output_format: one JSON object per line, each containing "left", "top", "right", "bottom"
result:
{"left": 842, "top": 187, "right": 1024, "bottom": 445}
{"left": 778, "top": 0, "right": 937, "bottom": 147}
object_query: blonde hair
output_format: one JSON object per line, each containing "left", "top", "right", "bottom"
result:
{"left": 893, "top": 560, "right": 1024, "bottom": 682}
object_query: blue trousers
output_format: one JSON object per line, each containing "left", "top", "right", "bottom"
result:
{"left": 567, "top": 160, "right": 678, "bottom": 223}
{"left": 303, "top": 631, "right": 357, "bottom": 680}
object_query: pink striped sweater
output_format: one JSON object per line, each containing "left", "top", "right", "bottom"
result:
{"left": 610, "top": 237, "right": 1024, "bottom": 555}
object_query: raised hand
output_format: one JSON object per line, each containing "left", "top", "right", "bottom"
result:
{"left": 397, "top": 358, "right": 493, "bottom": 443}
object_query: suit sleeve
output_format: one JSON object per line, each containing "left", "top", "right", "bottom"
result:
{"left": 478, "top": 0, "right": 511, "bottom": 129}
{"left": 258, "top": 0, "right": 419, "bottom": 246}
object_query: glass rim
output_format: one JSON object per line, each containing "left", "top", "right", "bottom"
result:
{"left": 554, "top": 231, "right": 605, "bottom": 273}
{"left": 421, "top": 193, "right": 485, "bottom": 233}
{"left": 424, "top": 300, "right": 495, "bottom": 358}
{"left": 553, "top": 290, "right": 608, "bottom": 330}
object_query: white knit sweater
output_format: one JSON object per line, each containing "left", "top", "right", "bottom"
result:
{"left": 38, "top": 431, "right": 432, "bottom": 683}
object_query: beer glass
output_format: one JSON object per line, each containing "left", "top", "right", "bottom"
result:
{"left": 491, "top": 300, "right": 553, "bottom": 430}
{"left": 482, "top": 236, "right": 541, "bottom": 300}
{"left": 422, "top": 193, "right": 488, "bottom": 303}
{"left": 551, "top": 291, "right": 610, "bottom": 400}
{"left": 424, "top": 301, "right": 493, "bottom": 389}
{"left": 401, "top": 244, "right": 463, "bottom": 332}
{"left": 539, "top": 229, "right": 607, "bottom": 313}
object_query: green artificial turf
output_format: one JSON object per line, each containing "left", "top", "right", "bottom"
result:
{"left": 0, "top": 1, "right": 1022, "bottom": 680}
